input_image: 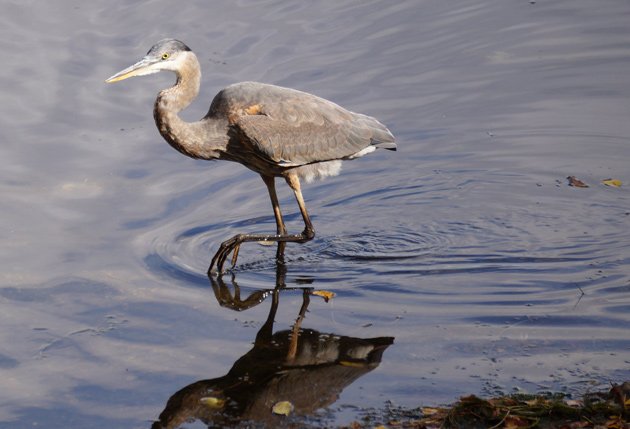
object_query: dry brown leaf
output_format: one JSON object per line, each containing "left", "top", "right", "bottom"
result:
{"left": 605, "top": 415, "right": 624, "bottom": 429}
{"left": 567, "top": 176, "right": 589, "bottom": 188}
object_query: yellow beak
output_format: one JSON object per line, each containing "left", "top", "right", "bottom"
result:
{"left": 105, "top": 58, "right": 156, "bottom": 83}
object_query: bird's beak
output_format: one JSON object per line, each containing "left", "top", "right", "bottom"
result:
{"left": 105, "top": 57, "right": 158, "bottom": 83}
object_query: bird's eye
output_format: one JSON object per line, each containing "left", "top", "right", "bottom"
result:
{"left": 161, "top": 53, "right": 169, "bottom": 60}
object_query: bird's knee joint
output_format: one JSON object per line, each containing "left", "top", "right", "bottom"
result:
{"left": 302, "top": 227, "right": 315, "bottom": 241}
{"left": 229, "top": 234, "right": 246, "bottom": 244}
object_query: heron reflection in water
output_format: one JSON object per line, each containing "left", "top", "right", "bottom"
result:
{"left": 106, "top": 39, "right": 396, "bottom": 274}
{"left": 151, "top": 264, "right": 393, "bottom": 428}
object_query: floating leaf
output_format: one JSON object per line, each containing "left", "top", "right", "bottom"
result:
{"left": 312, "top": 290, "right": 335, "bottom": 302}
{"left": 602, "top": 178, "right": 622, "bottom": 187}
{"left": 199, "top": 396, "right": 225, "bottom": 409}
{"left": 272, "top": 400, "right": 294, "bottom": 416}
{"left": 567, "top": 176, "right": 589, "bottom": 188}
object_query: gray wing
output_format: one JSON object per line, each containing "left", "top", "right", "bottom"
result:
{"left": 223, "top": 83, "right": 396, "bottom": 166}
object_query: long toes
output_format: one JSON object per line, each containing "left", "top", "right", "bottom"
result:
{"left": 218, "top": 243, "right": 237, "bottom": 273}
{"left": 230, "top": 244, "right": 241, "bottom": 268}
{"left": 217, "top": 248, "right": 229, "bottom": 273}
{"left": 209, "top": 252, "right": 223, "bottom": 275}
{"left": 210, "top": 242, "right": 233, "bottom": 275}
{"left": 211, "top": 234, "right": 251, "bottom": 275}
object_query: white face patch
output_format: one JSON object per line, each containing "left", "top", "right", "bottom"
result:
{"left": 157, "top": 52, "right": 190, "bottom": 72}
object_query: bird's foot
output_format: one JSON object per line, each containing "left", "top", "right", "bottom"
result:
{"left": 207, "top": 230, "right": 313, "bottom": 276}
{"left": 209, "top": 235, "right": 243, "bottom": 276}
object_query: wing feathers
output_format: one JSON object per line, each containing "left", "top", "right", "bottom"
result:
{"left": 214, "top": 82, "right": 396, "bottom": 166}
{"left": 235, "top": 110, "right": 395, "bottom": 166}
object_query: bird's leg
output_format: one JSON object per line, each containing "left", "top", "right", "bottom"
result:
{"left": 286, "top": 288, "right": 311, "bottom": 363}
{"left": 285, "top": 173, "right": 315, "bottom": 241}
{"left": 262, "top": 175, "right": 288, "bottom": 264}
{"left": 263, "top": 176, "right": 288, "bottom": 236}
{"left": 215, "top": 175, "right": 271, "bottom": 269}
{"left": 225, "top": 175, "right": 287, "bottom": 269}
{"left": 209, "top": 174, "right": 316, "bottom": 275}
{"left": 276, "top": 240, "right": 287, "bottom": 265}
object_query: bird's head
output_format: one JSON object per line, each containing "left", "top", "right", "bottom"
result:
{"left": 105, "top": 39, "right": 192, "bottom": 83}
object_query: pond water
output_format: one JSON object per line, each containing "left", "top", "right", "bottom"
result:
{"left": 1, "top": 0, "right": 629, "bottom": 427}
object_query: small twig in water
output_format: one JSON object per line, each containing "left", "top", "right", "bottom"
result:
{"left": 573, "top": 286, "right": 586, "bottom": 309}
{"left": 488, "top": 409, "right": 511, "bottom": 429}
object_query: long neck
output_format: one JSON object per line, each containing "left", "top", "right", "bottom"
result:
{"left": 153, "top": 52, "right": 228, "bottom": 160}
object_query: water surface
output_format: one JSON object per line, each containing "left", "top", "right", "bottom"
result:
{"left": 1, "top": 0, "right": 629, "bottom": 427}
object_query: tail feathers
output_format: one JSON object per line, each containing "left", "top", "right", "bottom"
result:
{"left": 369, "top": 123, "right": 396, "bottom": 151}
{"left": 373, "top": 140, "right": 397, "bottom": 151}
{"left": 355, "top": 112, "right": 396, "bottom": 151}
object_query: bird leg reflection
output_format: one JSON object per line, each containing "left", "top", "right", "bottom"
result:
{"left": 287, "top": 289, "right": 310, "bottom": 362}
{"left": 151, "top": 264, "right": 394, "bottom": 428}
{"left": 209, "top": 258, "right": 291, "bottom": 312}
{"left": 209, "top": 174, "right": 314, "bottom": 275}
{"left": 209, "top": 262, "right": 316, "bottom": 364}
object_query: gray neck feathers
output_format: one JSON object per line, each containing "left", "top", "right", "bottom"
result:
{"left": 154, "top": 52, "right": 228, "bottom": 160}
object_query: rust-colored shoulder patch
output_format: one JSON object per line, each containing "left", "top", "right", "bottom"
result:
{"left": 227, "top": 104, "right": 265, "bottom": 124}
{"left": 244, "top": 104, "right": 263, "bottom": 115}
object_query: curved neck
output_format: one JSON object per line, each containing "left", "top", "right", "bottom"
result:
{"left": 153, "top": 52, "right": 227, "bottom": 159}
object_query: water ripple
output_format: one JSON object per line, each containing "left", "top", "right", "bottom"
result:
{"left": 321, "top": 225, "right": 451, "bottom": 261}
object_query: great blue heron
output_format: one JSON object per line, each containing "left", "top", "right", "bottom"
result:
{"left": 106, "top": 39, "right": 396, "bottom": 274}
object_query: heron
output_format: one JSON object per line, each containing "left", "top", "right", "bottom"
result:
{"left": 106, "top": 39, "right": 396, "bottom": 274}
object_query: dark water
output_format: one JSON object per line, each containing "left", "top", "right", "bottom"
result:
{"left": 1, "top": 0, "right": 630, "bottom": 427}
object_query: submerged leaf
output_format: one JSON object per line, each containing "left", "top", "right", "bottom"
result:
{"left": 272, "top": 400, "right": 294, "bottom": 416}
{"left": 199, "top": 396, "right": 225, "bottom": 409}
{"left": 339, "top": 360, "right": 367, "bottom": 368}
{"left": 602, "top": 178, "right": 622, "bottom": 187}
